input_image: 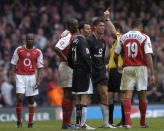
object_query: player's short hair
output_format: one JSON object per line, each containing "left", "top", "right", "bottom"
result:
{"left": 131, "top": 19, "right": 143, "bottom": 28}
{"left": 78, "top": 21, "right": 89, "bottom": 30}
{"left": 113, "top": 22, "right": 122, "bottom": 32}
{"left": 93, "top": 18, "right": 105, "bottom": 26}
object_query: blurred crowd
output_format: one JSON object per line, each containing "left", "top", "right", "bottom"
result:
{"left": 0, "top": 0, "right": 164, "bottom": 107}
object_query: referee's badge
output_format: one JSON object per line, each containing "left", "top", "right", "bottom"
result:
{"left": 86, "top": 48, "right": 89, "bottom": 54}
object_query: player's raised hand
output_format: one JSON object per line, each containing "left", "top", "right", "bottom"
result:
{"left": 104, "top": 8, "right": 111, "bottom": 20}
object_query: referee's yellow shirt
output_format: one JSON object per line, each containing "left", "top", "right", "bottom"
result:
{"left": 108, "top": 32, "right": 123, "bottom": 69}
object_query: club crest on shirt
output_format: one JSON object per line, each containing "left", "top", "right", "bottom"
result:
{"left": 86, "top": 48, "right": 89, "bottom": 54}
{"left": 27, "top": 52, "right": 30, "bottom": 56}
{"left": 33, "top": 51, "right": 37, "bottom": 54}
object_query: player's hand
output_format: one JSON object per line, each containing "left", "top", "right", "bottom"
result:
{"left": 33, "top": 83, "right": 40, "bottom": 91}
{"left": 104, "top": 8, "right": 111, "bottom": 20}
{"left": 117, "top": 66, "right": 123, "bottom": 74}
{"left": 106, "top": 64, "right": 109, "bottom": 70}
{"left": 150, "top": 75, "right": 155, "bottom": 87}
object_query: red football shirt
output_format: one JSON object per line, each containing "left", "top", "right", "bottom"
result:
{"left": 114, "top": 31, "right": 153, "bottom": 67}
{"left": 11, "top": 45, "right": 44, "bottom": 75}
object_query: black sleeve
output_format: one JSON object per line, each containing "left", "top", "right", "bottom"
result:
{"left": 79, "top": 38, "right": 92, "bottom": 72}
{"left": 102, "top": 40, "right": 106, "bottom": 64}
{"left": 86, "top": 37, "right": 93, "bottom": 55}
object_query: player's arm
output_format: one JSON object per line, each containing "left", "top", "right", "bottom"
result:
{"left": 10, "top": 48, "right": 19, "bottom": 77}
{"left": 10, "top": 64, "right": 16, "bottom": 77}
{"left": 54, "top": 46, "right": 67, "bottom": 62}
{"left": 35, "top": 51, "right": 44, "bottom": 89}
{"left": 146, "top": 54, "right": 155, "bottom": 86}
{"left": 36, "top": 68, "right": 44, "bottom": 87}
{"left": 114, "top": 37, "right": 122, "bottom": 67}
{"left": 144, "top": 36, "right": 155, "bottom": 86}
{"left": 53, "top": 34, "right": 72, "bottom": 62}
{"left": 104, "top": 10, "right": 117, "bottom": 39}
{"left": 102, "top": 41, "right": 106, "bottom": 65}
{"left": 80, "top": 38, "right": 92, "bottom": 72}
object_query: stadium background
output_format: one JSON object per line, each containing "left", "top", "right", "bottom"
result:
{"left": 0, "top": 0, "right": 164, "bottom": 121}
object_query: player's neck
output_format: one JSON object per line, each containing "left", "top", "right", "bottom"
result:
{"left": 132, "top": 28, "right": 140, "bottom": 32}
{"left": 25, "top": 45, "right": 33, "bottom": 50}
{"left": 94, "top": 31, "right": 101, "bottom": 39}
{"left": 80, "top": 33, "right": 86, "bottom": 38}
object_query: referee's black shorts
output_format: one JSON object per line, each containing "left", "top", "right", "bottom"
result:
{"left": 108, "top": 68, "right": 122, "bottom": 92}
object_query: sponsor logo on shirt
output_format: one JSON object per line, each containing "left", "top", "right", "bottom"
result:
{"left": 94, "top": 48, "right": 103, "bottom": 57}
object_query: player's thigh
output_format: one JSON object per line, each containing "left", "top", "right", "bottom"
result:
{"left": 136, "top": 66, "right": 148, "bottom": 91}
{"left": 15, "top": 74, "right": 26, "bottom": 94}
{"left": 120, "top": 67, "right": 136, "bottom": 91}
{"left": 59, "top": 62, "right": 73, "bottom": 88}
{"left": 25, "top": 75, "right": 38, "bottom": 96}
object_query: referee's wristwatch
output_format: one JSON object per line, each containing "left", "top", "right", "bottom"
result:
{"left": 105, "top": 18, "right": 111, "bottom": 21}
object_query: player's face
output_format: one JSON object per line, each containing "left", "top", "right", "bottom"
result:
{"left": 83, "top": 24, "right": 91, "bottom": 37}
{"left": 94, "top": 22, "right": 105, "bottom": 35}
{"left": 26, "top": 34, "right": 34, "bottom": 48}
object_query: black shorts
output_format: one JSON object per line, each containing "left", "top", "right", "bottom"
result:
{"left": 72, "top": 69, "right": 90, "bottom": 93}
{"left": 108, "top": 68, "right": 122, "bottom": 92}
{"left": 92, "top": 72, "right": 108, "bottom": 88}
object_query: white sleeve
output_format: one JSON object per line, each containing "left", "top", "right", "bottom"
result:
{"left": 37, "top": 50, "right": 44, "bottom": 68}
{"left": 144, "top": 36, "right": 153, "bottom": 54}
{"left": 11, "top": 48, "right": 19, "bottom": 65}
{"left": 114, "top": 37, "right": 122, "bottom": 55}
{"left": 55, "top": 33, "right": 72, "bottom": 50}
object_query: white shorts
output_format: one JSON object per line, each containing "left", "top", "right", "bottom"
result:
{"left": 59, "top": 62, "right": 73, "bottom": 88}
{"left": 72, "top": 79, "right": 93, "bottom": 95}
{"left": 15, "top": 74, "right": 38, "bottom": 96}
{"left": 120, "top": 66, "right": 148, "bottom": 91}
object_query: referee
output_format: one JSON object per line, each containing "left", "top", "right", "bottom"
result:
{"left": 104, "top": 10, "right": 125, "bottom": 127}
{"left": 107, "top": 23, "right": 125, "bottom": 127}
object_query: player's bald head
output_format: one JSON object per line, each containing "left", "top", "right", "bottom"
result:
{"left": 67, "top": 18, "right": 78, "bottom": 27}
{"left": 26, "top": 33, "right": 34, "bottom": 40}
{"left": 66, "top": 18, "right": 78, "bottom": 33}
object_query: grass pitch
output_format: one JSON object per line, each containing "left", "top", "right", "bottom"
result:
{"left": 1, "top": 118, "right": 164, "bottom": 131}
